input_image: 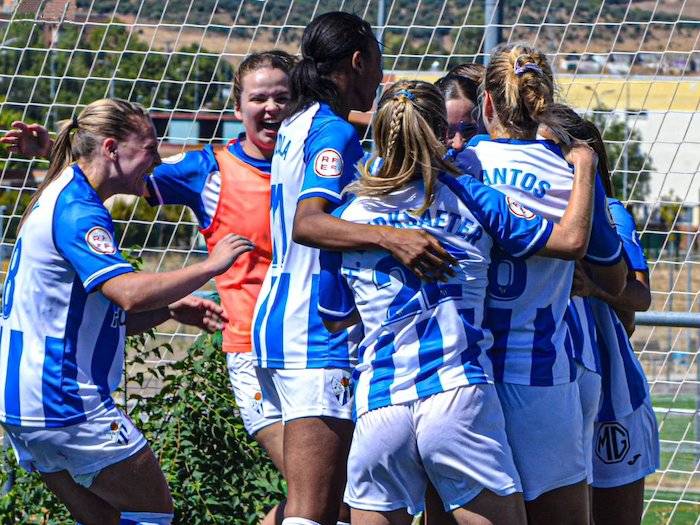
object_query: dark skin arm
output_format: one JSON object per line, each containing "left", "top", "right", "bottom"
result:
{"left": 293, "top": 197, "right": 457, "bottom": 281}
{"left": 322, "top": 310, "right": 362, "bottom": 334}
{"left": 572, "top": 261, "right": 651, "bottom": 337}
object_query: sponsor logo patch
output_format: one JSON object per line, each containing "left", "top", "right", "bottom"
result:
{"left": 86, "top": 227, "right": 116, "bottom": 255}
{"left": 595, "top": 422, "right": 630, "bottom": 464}
{"left": 506, "top": 196, "right": 536, "bottom": 220}
{"left": 161, "top": 152, "right": 186, "bottom": 164}
{"left": 314, "top": 149, "right": 343, "bottom": 178}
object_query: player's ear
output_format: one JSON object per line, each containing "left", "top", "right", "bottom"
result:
{"left": 482, "top": 91, "right": 495, "bottom": 131}
{"left": 102, "top": 137, "right": 118, "bottom": 161}
{"left": 233, "top": 104, "right": 242, "bottom": 121}
{"left": 351, "top": 50, "right": 363, "bottom": 74}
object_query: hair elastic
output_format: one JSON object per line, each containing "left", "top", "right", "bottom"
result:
{"left": 394, "top": 89, "right": 416, "bottom": 101}
{"left": 71, "top": 115, "right": 79, "bottom": 129}
{"left": 513, "top": 59, "right": 542, "bottom": 77}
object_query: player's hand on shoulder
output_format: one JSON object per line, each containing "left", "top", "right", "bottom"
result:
{"left": 0, "top": 121, "right": 52, "bottom": 158}
{"left": 169, "top": 295, "right": 228, "bottom": 332}
{"left": 380, "top": 227, "right": 457, "bottom": 282}
{"left": 205, "top": 233, "right": 255, "bottom": 276}
{"left": 562, "top": 140, "right": 597, "bottom": 172}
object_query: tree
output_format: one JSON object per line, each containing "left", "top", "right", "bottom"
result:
{"left": 588, "top": 109, "right": 652, "bottom": 201}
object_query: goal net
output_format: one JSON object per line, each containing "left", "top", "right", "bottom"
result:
{"left": 0, "top": 0, "right": 697, "bottom": 521}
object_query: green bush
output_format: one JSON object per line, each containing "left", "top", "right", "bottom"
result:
{"left": 0, "top": 330, "right": 286, "bottom": 524}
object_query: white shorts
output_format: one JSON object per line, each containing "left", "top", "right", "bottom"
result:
{"left": 496, "top": 381, "right": 587, "bottom": 501}
{"left": 2, "top": 405, "right": 147, "bottom": 487}
{"left": 226, "top": 352, "right": 282, "bottom": 436}
{"left": 577, "top": 364, "right": 602, "bottom": 483}
{"left": 345, "top": 385, "right": 521, "bottom": 515}
{"left": 256, "top": 366, "right": 354, "bottom": 422}
{"left": 591, "top": 400, "right": 660, "bottom": 488}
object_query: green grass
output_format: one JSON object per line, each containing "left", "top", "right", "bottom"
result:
{"left": 644, "top": 490, "right": 700, "bottom": 524}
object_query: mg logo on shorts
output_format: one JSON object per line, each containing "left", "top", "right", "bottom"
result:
{"left": 595, "top": 422, "right": 630, "bottom": 464}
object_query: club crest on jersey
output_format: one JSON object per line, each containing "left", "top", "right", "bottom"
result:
{"left": 86, "top": 227, "right": 117, "bottom": 254}
{"left": 108, "top": 419, "right": 130, "bottom": 446}
{"left": 506, "top": 196, "right": 536, "bottom": 220}
{"left": 331, "top": 376, "right": 351, "bottom": 406}
{"left": 595, "top": 422, "right": 630, "bottom": 464}
{"left": 314, "top": 149, "right": 343, "bottom": 178}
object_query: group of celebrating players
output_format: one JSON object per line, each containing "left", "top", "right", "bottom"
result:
{"left": 0, "top": 10, "right": 659, "bottom": 525}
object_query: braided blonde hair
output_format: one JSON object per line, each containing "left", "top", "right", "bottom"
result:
{"left": 349, "top": 80, "right": 460, "bottom": 215}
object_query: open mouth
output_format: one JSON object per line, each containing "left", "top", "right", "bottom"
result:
{"left": 261, "top": 121, "right": 281, "bottom": 131}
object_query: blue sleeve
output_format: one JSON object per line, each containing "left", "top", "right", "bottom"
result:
{"left": 54, "top": 200, "right": 134, "bottom": 293}
{"left": 452, "top": 148, "right": 483, "bottom": 182}
{"left": 445, "top": 175, "right": 553, "bottom": 258}
{"left": 145, "top": 146, "right": 218, "bottom": 226}
{"left": 318, "top": 250, "right": 357, "bottom": 321}
{"left": 609, "top": 200, "right": 648, "bottom": 272}
{"left": 583, "top": 174, "right": 623, "bottom": 266}
{"left": 299, "top": 119, "right": 363, "bottom": 205}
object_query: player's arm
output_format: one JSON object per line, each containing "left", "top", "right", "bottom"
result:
{"left": 572, "top": 202, "right": 651, "bottom": 335}
{"left": 291, "top": 120, "right": 455, "bottom": 281}
{"left": 323, "top": 309, "right": 361, "bottom": 333}
{"left": 537, "top": 142, "right": 598, "bottom": 259}
{"left": 452, "top": 142, "right": 598, "bottom": 261}
{"left": 101, "top": 234, "right": 253, "bottom": 313}
{"left": 125, "top": 295, "right": 228, "bottom": 335}
{"left": 294, "top": 198, "right": 456, "bottom": 281}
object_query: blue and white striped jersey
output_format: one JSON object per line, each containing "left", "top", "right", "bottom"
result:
{"left": 468, "top": 136, "right": 622, "bottom": 386}
{"left": 0, "top": 165, "right": 134, "bottom": 428}
{"left": 593, "top": 198, "right": 650, "bottom": 421}
{"left": 252, "top": 103, "right": 364, "bottom": 369}
{"left": 318, "top": 174, "right": 552, "bottom": 418}
{"left": 144, "top": 134, "right": 271, "bottom": 228}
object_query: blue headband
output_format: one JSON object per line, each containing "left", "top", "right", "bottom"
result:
{"left": 394, "top": 89, "right": 416, "bottom": 101}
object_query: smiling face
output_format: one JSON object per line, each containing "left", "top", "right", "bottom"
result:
{"left": 114, "top": 119, "right": 161, "bottom": 196}
{"left": 234, "top": 66, "right": 290, "bottom": 160}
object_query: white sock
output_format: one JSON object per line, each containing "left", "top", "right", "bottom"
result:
{"left": 120, "top": 511, "right": 174, "bottom": 525}
{"left": 337, "top": 522, "right": 351, "bottom": 525}
{"left": 281, "top": 519, "right": 322, "bottom": 525}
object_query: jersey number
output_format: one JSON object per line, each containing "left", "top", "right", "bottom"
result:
{"left": 2, "top": 239, "right": 22, "bottom": 319}
{"left": 487, "top": 251, "right": 527, "bottom": 301}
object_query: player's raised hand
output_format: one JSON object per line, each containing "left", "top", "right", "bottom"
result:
{"left": 380, "top": 227, "right": 457, "bottom": 282}
{"left": 562, "top": 140, "right": 597, "bottom": 174}
{"left": 205, "top": 233, "right": 255, "bottom": 276}
{"left": 0, "top": 121, "right": 52, "bottom": 158}
{"left": 168, "top": 295, "right": 229, "bottom": 332}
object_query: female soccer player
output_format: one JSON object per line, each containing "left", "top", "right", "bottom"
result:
{"left": 562, "top": 118, "right": 658, "bottom": 525}
{"left": 0, "top": 99, "right": 252, "bottom": 525}
{"left": 253, "top": 12, "right": 455, "bottom": 525}
{"left": 317, "top": 80, "right": 599, "bottom": 525}
{"left": 1, "top": 50, "right": 295, "bottom": 525}
{"left": 467, "top": 43, "right": 628, "bottom": 524}
{"left": 434, "top": 67, "right": 483, "bottom": 154}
